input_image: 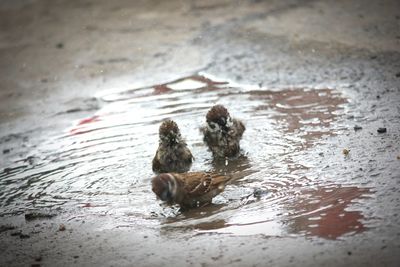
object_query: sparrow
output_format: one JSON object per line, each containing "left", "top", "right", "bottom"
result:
{"left": 152, "top": 119, "right": 194, "bottom": 173}
{"left": 201, "top": 105, "right": 245, "bottom": 158}
{"left": 151, "top": 172, "right": 231, "bottom": 209}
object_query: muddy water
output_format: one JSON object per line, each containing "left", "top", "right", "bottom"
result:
{"left": 0, "top": 74, "right": 373, "bottom": 240}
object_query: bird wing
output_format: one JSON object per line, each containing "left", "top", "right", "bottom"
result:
{"left": 232, "top": 119, "right": 245, "bottom": 137}
{"left": 180, "top": 172, "right": 230, "bottom": 197}
{"left": 182, "top": 144, "right": 195, "bottom": 161}
{"left": 152, "top": 149, "right": 162, "bottom": 173}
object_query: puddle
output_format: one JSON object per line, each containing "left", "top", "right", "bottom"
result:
{"left": 0, "top": 73, "right": 373, "bottom": 240}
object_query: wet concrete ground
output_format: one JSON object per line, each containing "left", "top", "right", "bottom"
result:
{"left": 1, "top": 0, "right": 400, "bottom": 266}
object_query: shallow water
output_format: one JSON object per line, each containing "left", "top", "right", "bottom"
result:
{"left": 0, "top": 73, "right": 373, "bottom": 239}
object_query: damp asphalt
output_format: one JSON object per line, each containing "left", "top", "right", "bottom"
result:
{"left": 0, "top": 0, "right": 399, "bottom": 266}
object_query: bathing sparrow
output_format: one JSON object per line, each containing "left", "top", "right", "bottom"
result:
{"left": 151, "top": 172, "right": 231, "bottom": 209}
{"left": 201, "top": 105, "right": 245, "bottom": 158}
{"left": 152, "top": 119, "right": 194, "bottom": 173}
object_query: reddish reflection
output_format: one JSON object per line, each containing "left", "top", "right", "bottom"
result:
{"left": 70, "top": 115, "right": 100, "bottom": 135}
{"left": 287, "top": 186, "right": 371, "bottom": 239}
{"left": 68, "top": 75, "right": 226, "bottom": 135}
{"left": 151, "top": 75, "right": 228, "bottom": 94}
{"left": 153, "top": 84, "right": 171, "bottom": 94}
{"left": 251, "top": 88, "right": 347, "bottom": 149}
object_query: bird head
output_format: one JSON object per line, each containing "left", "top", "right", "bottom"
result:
{"left": 151, "top": 173, "right": 177, "bottom": 202}
{"left": 206, "top": 105, "right": 232, "bottom": 132}
{"left": 159, "top": 119, "right": 181, "bottom": 145}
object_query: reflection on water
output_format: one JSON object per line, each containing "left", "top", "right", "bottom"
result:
{"left": 265, "top": 88, "right": 347, "bottom": 149}
{"left": 183, "top": 185, "right": 372, "bottom": 240}
{"left": 287, "top": 185, "right": 371, "bottom": 239}
{"left": 0, "top": 73, "right": 372, "bottom": 240}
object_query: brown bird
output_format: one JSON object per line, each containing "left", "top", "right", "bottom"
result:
{"left": 152, "top": 119, "right": 194, "bottom": 173}
{"left": 151, "top": 172, "right": 231, "bottom": 209}
{"left": 201, "top": 105, "right": 245, "bottom": 158}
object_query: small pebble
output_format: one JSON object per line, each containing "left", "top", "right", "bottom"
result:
{"left": 377, "top": 127, "right": 387, "bottom": 133}
{"left": 342, "top": 148, "right": 350, "bottom": 156}
{"left": 353, "top": 125, "right": 362, "bottom": 131}
{"left": 58, "top": 224, "right": 66, "bottom": 231}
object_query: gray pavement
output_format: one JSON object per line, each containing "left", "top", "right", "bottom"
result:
{"left": 1, "top": 0, "right": 399, "bottom": 266}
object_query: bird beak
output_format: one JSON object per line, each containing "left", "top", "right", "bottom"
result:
{"left": 160, "top": 190, "right": 170, "bottom": 201}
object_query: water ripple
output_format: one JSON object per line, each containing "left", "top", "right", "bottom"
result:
{"left": 0, "top": 73, "right": 372, "bottom": 240}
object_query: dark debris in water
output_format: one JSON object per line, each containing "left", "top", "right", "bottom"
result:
{"left": 56, "top": 97, "right": 99, "bottom": 115}
{"left": 25, "top": 211, "right": 57, "bottom": 221}
{"left": 252, "top": 188, "right": 269, "bottom": 198}
{"left": 0, "top": 133, "right": 29, "bottom": 143}
{"left": 10, "top": 230, "right": 30, "bottom": 239}
{"left": 0, "top": 224, "right": 16, "bottom": 233}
